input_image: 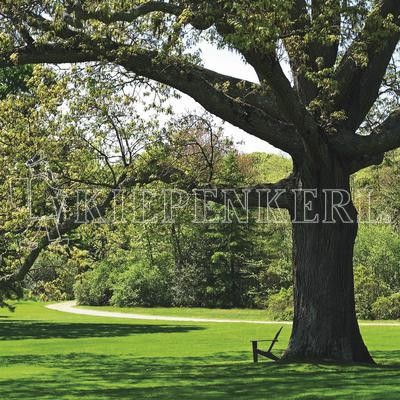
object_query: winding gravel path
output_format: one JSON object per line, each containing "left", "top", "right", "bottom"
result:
{"left": 46, "top": 301, "right": 400, "bottom": 326}
{"left": 46, "top": 301, "right": 289, "bottom": 324}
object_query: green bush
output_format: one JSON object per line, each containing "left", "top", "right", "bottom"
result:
{"left": 267, "top": 287, "right": 293, "bottom": 321}
{"left": 354, "top": 265, "right": 390, "bottom": 319}
{"left": 256, "top": 258, "right": 292, "bottom": 306}
{"left": 171, "top": 263, "right": 209, "bottom": 307}
{"left": 111, "top": 262, "right": 172, "bottom": 307}
{"left": 74, "top": 263, "right": 114, "bottom": 306}
{"left": 27, "top": 246, "right": 91, "bottom": 301}
{"left": 36, "top": 280, "right": 66, "bottom": 302}
{"left": 355, "top": 225, "right": 400, "bottom": 292}
{"left": 372, "top": 293, "right": 400, "bottom": 320}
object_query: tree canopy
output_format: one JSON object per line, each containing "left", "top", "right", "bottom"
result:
{"left": 0, "top": 1, "right": 399, "bottom": 168}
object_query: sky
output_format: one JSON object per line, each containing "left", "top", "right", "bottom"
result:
{"left": 171, "top": 41, "right": 284, "bottom": 155}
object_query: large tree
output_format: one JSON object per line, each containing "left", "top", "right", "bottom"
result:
{"left": 1, "top": 0, "right": 400, "bottom": 363}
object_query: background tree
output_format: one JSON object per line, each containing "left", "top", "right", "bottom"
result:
{"left": 0, "top": 64, "right": 33, "bottom": 308}
{"left": 0, "top": 64, "right": 182, "bottom": 308}
{"left": 2, "top": 0, "right": 400, "bottom": 362}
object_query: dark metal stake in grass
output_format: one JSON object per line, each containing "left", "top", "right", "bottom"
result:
{"left": 251, "top": 326, "right": 283, "bottom": 362}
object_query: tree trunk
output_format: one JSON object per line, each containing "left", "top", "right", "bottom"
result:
{"left": 282, "top": 157, "right": 374, "bottom": 364}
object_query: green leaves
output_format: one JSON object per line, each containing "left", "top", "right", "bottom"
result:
{"left": 0, "top": 65, "right": 33, "bottom": 99}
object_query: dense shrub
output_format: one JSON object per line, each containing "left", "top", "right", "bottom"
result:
{"left": 36, "top": 280, "right": 66, "bottom": 302}
{"left": 354, "top": 224, "right": 400, "bottom": 319}
{"left": 171, "top": 263, "right": 209, "bottom": 307}
{"left": 74, "top": 263, "right": 115, "bottom": 306}
{"left": 27, "top": 247, "right": 91, "bottom": 301}
{"left": 354, "top": 265, "right": 390, "bottom": 319}
{"left": 372, "top": 293, "right": 400, "bottom": 320}
{"left": 111, "top": 262, "right": 172, "bottom": 307}
{"left": 256, "top": 258, "right": 292, "bottom": 306}
{"left": 267, "top": 287, "right": 293, "bottom": 321}
{"left": 355, "top": 225, "right": 400, "bottom": 292}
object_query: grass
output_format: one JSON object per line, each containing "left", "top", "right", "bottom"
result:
{"left": 0, "top": 302, "right": 400, "bottom": 399}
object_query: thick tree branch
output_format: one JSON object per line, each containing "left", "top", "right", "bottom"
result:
{"left": 310, "top": 0, "right": 341, "bottom": 69}
{"left": 284, "top": 0, "right": 318, "bottom": 104}
{"left": 330, "top": 109, "right": 400, "bottom": 161}
{"left": 244, "top": 51, "right": 320, "bottom": 156}
{"left": 334, "top": 0, "right": 400, "bottom": 132}
{"left": 286, "top": 0, "right": 341, "bottom": 104}
{"left": 67, "top": 1, "right": 183, "bottom": 24}
{"left": 0, "top": 42, "right": 302, "bottom": 155}
{"left": 119, "top": 53, "right": 302, "bottom": 155}
{"left": 348, "top": 153, "right": 385, "bottom": 175}
{"left": 61, "top": 1, "right": 215, "bottom": 32}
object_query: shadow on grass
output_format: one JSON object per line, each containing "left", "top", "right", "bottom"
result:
{"left": 0, "top": 320, "right": 204, "bottom": 340}
{"left": 1, "top": 318, "right": 399, "bottom": 399}
{"left": 1, "top": 351, "right": 400, "bottom": 399}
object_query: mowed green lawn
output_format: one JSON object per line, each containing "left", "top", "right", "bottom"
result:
{"left": 1, "top": 302, "right": 400, "bottom": 399}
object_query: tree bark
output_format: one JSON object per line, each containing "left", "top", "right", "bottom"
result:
{"left": 282, "top": 156, "right": 374, "bottom": 364}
